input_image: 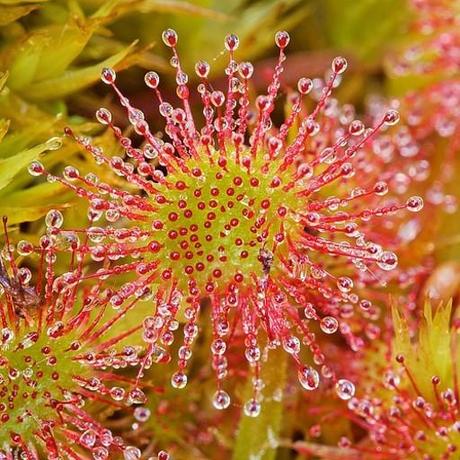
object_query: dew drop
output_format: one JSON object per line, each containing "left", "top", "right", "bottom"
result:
{"left": 17, "top": 240, "right": 33, "bottom": 256}
{"left": 176, "top": 71, "right": 188, "bottom": 85}
{"left": 337, "top": 276, "right": 353, "bottom": 293}
{"left": 245, "top": 345, "right": 261, "bottom": 363}
{"left": 211, "top": 338, "right": 227, "bottom": 356}
{"left": 171, "top": 371, "right": 187, "bottom": 389}
{"left": 195, "top": 60, "right": 210, "bottom": 78}
{"left": 159, "top": 102, "right": 173, "bottom": 117}
{"left": 298, "top": 366, "right": 320, "bottom": 390}
{"left": 28, "top": 161, "right": 45, "bottom": 176}
{"left": 134, "top": 406, "right": 151, "bottom": 422}
{"left": 92, "top": 447, "right": 109, "bottom": 460}
{"left": 275, "top": 31, "right": 290, "bottom": 49}
{"left": 244, "top": 398, "right": 261, "bottom": 417}
{"left": 349, "top": 120, "right": 364, "bottom": 136}
{"left": 162, "top": 29, "right": 178, "bottom": 47}
{"left": 45, "top": 210, "right": 64, "bottom": 228}
{"left": 377, "top": 251, "right": 398, "bottom": 271}
{"left": 298, "top": 77, "right": 313, "bottom": 95}
{"left": 332, "top": 56, "right": 348, "bottom": 74}
{"left": 373, "top": 181, "right": 388, "bottom": 196}
{"left": 96, "top": 108, "right": 112, "bottom": 125}
{"left": 124, "top": 446, "right": 141, "bottom": 460}
{"left": 101, "top": 67, "right": 116, "bottom": 84}
{"left": 128, "top": 387, "right": 147, "bottom": 405}
{"left": 406, "top": 196, "right": 424, "bottom": 212}
{"left": 212, "top": 390, "right": 231, "bottom": 409}
{"left": 320, "top": 316, "right": 339, "bottom": 334}
{"left": 17, "top": 267, "right": 31, "bottom": 284}
{"left": 282, "top": 335, "right": 301, "bottom": 354}
{"left": 335, "top": 379, "right": 355, "bottom": 400}
{"left": 45, "top": 137, "right": 63, "bottom": 150}
{"left": 384, "top": 109, "right": 400, "bottom": 126}
{"left": 145, "top": 71, "right": 160, "bottom": 89}
{"left": 80, "top": 429, "right": 97, "bottom": 448}
{"left": 225, "top": 33, "right": 239, "bottom": 51}
{"left": 63, "top": 166, "right": 79, "bottom": 181}
{"left": 383, "top": 370, "right": 400, "bottom": 389}
{"left": 304, "top": 303, "right": 317, "bottom": 319}
{"left": 110, "top": 386, "right": 125, "bottom": 401}
{"left": 238, "top": 62, "right": 254, "bottom": 79}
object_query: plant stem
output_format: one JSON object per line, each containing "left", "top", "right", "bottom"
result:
{"left": 232, "top": 347, "right": 288, "bottom": 460}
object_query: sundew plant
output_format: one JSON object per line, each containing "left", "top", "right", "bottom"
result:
{"left": 1, "top": 0, "right": 459, "bottom": 459}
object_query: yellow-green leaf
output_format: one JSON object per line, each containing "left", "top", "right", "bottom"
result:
{"left": 0, "top": 141, "right": 52, "bottom": 191}
{"left": 0, "top": 71, "right": 8, "bottom": 91}
{"left": 116, "top": 0, "right": 228, "bottom": 20}
{"left": 0, "top": 0, "right": 45, "bottom": 4}
{"left": 0, "top": 119, "right": 9, "bottom": 143}
{"left": 0, "top": 205, "right": 66, "bottom": 225}
{"left": 21, "top": 42, "right": 136, "bottom": 100}
{"left": 6, "top": 181, "right": 69, "bottom": 206}
{"left": 0, "top": 4, "right": 37, "bottom": 25}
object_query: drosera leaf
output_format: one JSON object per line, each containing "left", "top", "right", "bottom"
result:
{"left": 233, "top": 347, "right": 288, "bottom": 460}
{"left": 21, "top": 41, "right": 137, "bottom": 100}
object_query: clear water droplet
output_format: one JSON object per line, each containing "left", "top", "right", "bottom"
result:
{"left": 28, "top": 161, "right": 45, "bottom": 176}
{"left": 244, "top": 398, "right": 261, "bottom": 417}
{"left": 336, "top": 379, "right": 355, "bottom": 400}
{"left": 134, "top": 406, "right": 151, "bottom": 422}
{"left": 162, "top": 29, "right": 178, "bottom": 47}
{"left": 101, "top": 67, "right": 116, "bottom": 84}
{"left": 332, "top": 56, "right": 347, "bottom": 74}
{"left": 123, "top": 446, "right": 141, "bottom": 460}
{"left": 212, "top": 390, "right": 231, "bottom": 409}
{"left": 171, "top": 371, "right": 187, "bottom": 389}
{"left": 298, "top": 366, "right": 320, "bottom": 390}
{"left": 377, "top": 251, "right": 398, "bottom": 271}
{"left": 45, "top": 210, "right": 63, "bottom": 228}
{"left": 320, "top": 316, "right": 339, "bottom": 334}
{"left": 45, "top": 137, "right": 63, "bottom": 150}
{"left": 275, "top": 31, "right": 290, "bottom": 49}
{"left": 406, "top": 196, "right": 424, "bottom": 212}
{"left": 80, "top": 429, "right": 97, "bottom": 448}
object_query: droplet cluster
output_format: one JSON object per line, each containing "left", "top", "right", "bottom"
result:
{"left": 0, "top": 226, "right": 147, "bottom": 459}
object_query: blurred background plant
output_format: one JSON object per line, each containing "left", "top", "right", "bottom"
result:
{"left": 0, "top": 0, "right": 412, "bottom": 232}
{"left": 1, "top": 0, "right": 459, "bottom": 459}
